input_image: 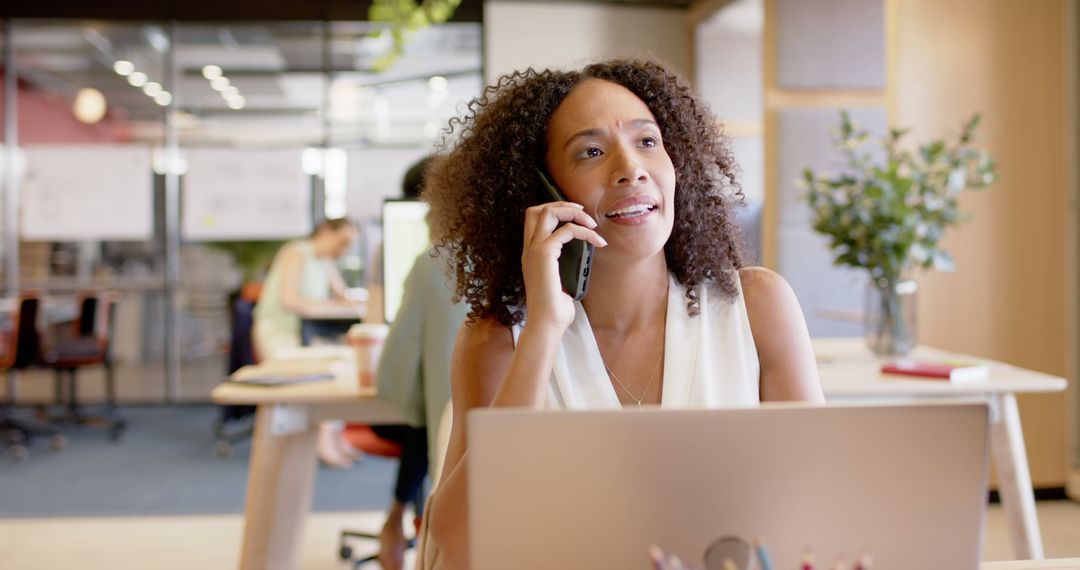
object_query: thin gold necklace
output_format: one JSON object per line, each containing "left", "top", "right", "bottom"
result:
{"left": 602, "top": 349, "right": 664, "bottom": 408}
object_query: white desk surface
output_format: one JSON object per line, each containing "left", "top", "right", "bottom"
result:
{"left": 981, "top": 560, "right": 1080, "bottom": 569}
{"left": 211, "top": 348, "right": 372, "bottom": 405}
{"left": 212, "top": 373, "right": 373, "bottom": 405}
{"left": 814, "top": 338, "right": 1067, "bottom": 397}
{"left": 212, "top": 345, "right": 407, "bottom": 432}
{"left": 213, "top": 339, "right": 1069, "bottom": 405}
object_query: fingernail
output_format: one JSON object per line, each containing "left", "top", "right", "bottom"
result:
{"left": 598, "top": 236, "right": 608, "bottom": 246}
{"left": 586, "top": 217, "right": 598, "bottom": 228}
{"left": 571, "top": 203, "right": 584, "bottom": 209}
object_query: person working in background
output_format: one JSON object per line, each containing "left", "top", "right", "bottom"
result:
{"left": 367, "top": 158, "right": 469, "bottom": 570}
{"left": 253, "top": 217, "right": 366, "bottom": 468}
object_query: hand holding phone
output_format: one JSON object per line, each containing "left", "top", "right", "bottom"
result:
{"left": 536, "top": 169, "right": 595, "bottom": 301}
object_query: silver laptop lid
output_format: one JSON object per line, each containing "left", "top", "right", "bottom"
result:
{"left": 468, "top": 403, "right": 988, "bottom": 570}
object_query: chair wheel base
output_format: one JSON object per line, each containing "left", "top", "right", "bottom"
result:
{"left": 108, "top": 422, "right": 126, "bottom": 442}
{"left": 213, "top": 440, "right": 234, "bottom": 458}
{"left": 7, "top": 443, "right": 28, "bottom": 462}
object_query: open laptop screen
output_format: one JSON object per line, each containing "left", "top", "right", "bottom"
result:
{"left": 381, "top": 199, "right": 430, "bottom": 323}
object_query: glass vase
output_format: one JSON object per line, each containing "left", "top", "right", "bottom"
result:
{"left": 864, "top": 278, "right": 918, "bottom": 357}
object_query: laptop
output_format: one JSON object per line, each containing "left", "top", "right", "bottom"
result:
{"left": 467, "top": 403, "right": 989, "bottom": 570}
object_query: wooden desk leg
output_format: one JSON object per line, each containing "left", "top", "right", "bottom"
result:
{"left": 989, "top": 393, "right": 1044, "bottom": 560}
{"left": 238, "top": 404, "right": 318, "bottom": 570}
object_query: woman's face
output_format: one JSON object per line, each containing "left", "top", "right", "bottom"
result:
{"left": 544, "top": 79, "right": 676, "bottom": 264}
{"left": 320, "top": 225, "right": 356, "bottom": 258}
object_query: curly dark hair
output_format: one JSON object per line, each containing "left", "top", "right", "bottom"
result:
{"left": 425, "top": 58, "right": 746, "bottom": 327}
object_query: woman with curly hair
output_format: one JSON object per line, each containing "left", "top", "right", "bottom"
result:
{"left": 421, "top": 58, "right": 823, "bottom": 568}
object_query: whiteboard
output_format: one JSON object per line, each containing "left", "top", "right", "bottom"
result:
{"left": 21, "top": 145, "right": 153, "bottom": 240}
{"left": 184, "top": 148, "right": 311, "bottom": 240}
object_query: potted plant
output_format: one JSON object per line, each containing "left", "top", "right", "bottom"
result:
{"left": 802, "top": 111, "right": 998, "bottom": 356}
{"left": 206, "top": 240, "right": 285, "bottom": 297}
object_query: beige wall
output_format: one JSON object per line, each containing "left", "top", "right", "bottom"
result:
{"left": 484, "top": 1, "right": 691, "bottom": 83}
{"left": 888, "top": 0, "right": 1072, "bottom": 487}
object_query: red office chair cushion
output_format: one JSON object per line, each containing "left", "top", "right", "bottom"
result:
{"left": 43, "top": 337, "right": 106, "bottom": 367}
{"left": 342, "top": 424, "right": 402, "bottom": 458}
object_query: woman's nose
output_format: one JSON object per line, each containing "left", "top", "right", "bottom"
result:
{"left": 610, "top": 149, "right": 649, "bottom": 187}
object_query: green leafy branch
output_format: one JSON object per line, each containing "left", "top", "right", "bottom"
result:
{"left": 368, "top": 0, "right": 463, "bottom": 70}
{"left": 803, "top": 111, "right": 998, "bottom": 286}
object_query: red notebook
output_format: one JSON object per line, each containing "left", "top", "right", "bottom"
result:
{"left": 881, "top": 359, "right": 990, "bottom": 383}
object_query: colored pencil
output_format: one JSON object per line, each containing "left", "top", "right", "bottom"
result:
{"left": 753, "top": 538, "right": 774, "bottom": 570}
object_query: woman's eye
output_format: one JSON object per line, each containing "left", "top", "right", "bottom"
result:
{"left": 580, "top": 146, "right": 603, "bottom": 159}
{"left": 641, "top": 136, "right": 658, "bottom": 147}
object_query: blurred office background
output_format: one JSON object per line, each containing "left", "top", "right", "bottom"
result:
{"left": 0, "top": 0, "right": 1077, "bottom": 565}
{"left": 0, "top": 14, "right": 484, "bottom": 402}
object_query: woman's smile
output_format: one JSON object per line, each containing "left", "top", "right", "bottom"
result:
{"left": 602, "top": 195, "right": 660, "bottom": 225}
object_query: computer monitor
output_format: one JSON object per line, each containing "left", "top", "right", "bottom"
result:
{"left": 468, "top": 403, "right": 989, "bottom": 570}
{"left": 381, "top": 199, "right": 430, "bottom": 323}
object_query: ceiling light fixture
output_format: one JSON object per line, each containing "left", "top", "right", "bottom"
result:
{"left": 210, "top": 76, "right": 230, "bottom": 91}
{"left": 222, "top": 86, "right": 240, "bottom": 99}
{"left": 226, "top": 96, "right": 246, "bottom": 110}
{"left": 127, "top": 72, "right": 148, "bottom": 87}
{"left": 428, "top": 76, "right": 448, "bottom": 92}
{"left": 202, "top": 65, "right": 223, "bottom": 80}
{"left": 113, "top": 60, "right": 135, "bottom": 76}
{"left": 73, "top": 88, "right": 107, "bottom": 124}
{"left": 154, "top": 92, "right": 173, "bottom": 106}
{"left": 143, "top": 82, "right": 163, "bottom": 97}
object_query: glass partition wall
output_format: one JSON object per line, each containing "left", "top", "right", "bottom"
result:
{"left": 2, "top": 18, "right": 482, "bottom": 402}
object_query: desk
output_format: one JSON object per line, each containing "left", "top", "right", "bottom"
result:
{"left": 219, "top": 341, "right": 1068, "bottom": 569}
{"left": 212, "top": 349, "right": 405, "bottom": 570}
{"left": 982, "top": 560, "right": 1080, "bottom": 569}
{"left": 298, "top": 305, "right": 363, "bottom": 346}
{"left": 299, "top": 304, "right": 364, "bottom": 320}
{"left": 815, "top": 338, "right": 1068, "bottom": 561}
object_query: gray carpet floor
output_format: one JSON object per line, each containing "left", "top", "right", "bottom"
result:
{"left": 0, "top": 405, "right": 398, "bottom": 517}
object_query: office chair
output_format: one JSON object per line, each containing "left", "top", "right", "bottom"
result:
{"left": 1, "top": 292, "right": 66, "bottom": 461}
{"left": 337, "top": 424, "right": 426, "bottom": 567}
{"left": 213, "top": 284, "right": 260, "bottom": 458}
{"left": 38, "top": 291, "right": 126, "bottom": 441}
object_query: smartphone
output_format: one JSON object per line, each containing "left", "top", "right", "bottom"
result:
{"left": 536, "top": 169, "right": 594, "bottom": 301}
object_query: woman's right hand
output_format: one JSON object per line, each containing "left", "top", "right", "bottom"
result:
{"left": 521, "top": 201, "right": 606, "bottom": 332}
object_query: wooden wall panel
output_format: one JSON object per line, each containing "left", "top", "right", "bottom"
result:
{"left": 888, "top": 0, "right": 1070, "bottom": 487}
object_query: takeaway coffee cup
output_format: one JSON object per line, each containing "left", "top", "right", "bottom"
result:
{"left": 346, "top": 323, "right": 389, "bottom": 389}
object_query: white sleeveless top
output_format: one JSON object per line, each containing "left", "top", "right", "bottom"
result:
{"left": 513, "top": 274, "right": 760, "bottom": 409}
